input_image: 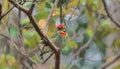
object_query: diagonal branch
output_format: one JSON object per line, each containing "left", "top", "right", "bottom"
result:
{"left": 0, "top": 6, "right": 14, "bottom": 23}
{"left": 10, "top": 40, "right": 37, "bottom": 64}
{"left": 0, "top": 32, "right": 36, "bottom": 64}
{"left": 67, "top": 0, "right": 80, "bottom": 22}
{"left": 77, "top": 24, "right": 97, "bottom": 56}
{"left": 8, "top": 0, "right": 29, "bottom": 13}
{"left": 8, "top": 0, "right": 59, "bottom": 53}
{"left": 66, "top": 23, "right": 98, "bottom": 69}
{"left": 8, "top": 0, "right": 60, "bottom": 69}
{"left": 42, "top": 52, "right": 54, "bottom": 64}
{"left": 98, "top": 52, "right": 120, "bottom": 69}
{"left": 0, "top": 1, "right": 26, "bottom": 22}
{"left": 102, "top": 0, "right": 120, "bottom": 28}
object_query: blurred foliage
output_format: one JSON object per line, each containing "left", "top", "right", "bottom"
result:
{"left": 0, "top": 0, "right": 120, "bottom": 69}
{"left": 9, "top": 25, "right": 19, "bottom": 37}
{"left": 114, "top": 66, "right": 120, "bottom": 69}
{"left": 0, "top": 54, "right": 19, "bottom": 69}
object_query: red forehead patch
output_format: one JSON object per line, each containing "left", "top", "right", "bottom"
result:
{"left": 57, "top": 24, "right": 64, "bottom": 29}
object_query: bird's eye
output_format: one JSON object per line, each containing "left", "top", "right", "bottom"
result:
{"left": 57, "top": 28, "right": 65, "bottom": 30}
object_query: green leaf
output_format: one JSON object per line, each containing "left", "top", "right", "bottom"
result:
{"left": 101, "top": 19, "right": 111, "bottom": 27}
{"left": 86, "top": 0, "right": 99, "bottom": 10}
{"left": 67, "top": 40, "right": 78, "bottom": 49}
{"left": 2, "top": 67, "right": 9, "bottom": 69}
{"left": 85, "top": 9, "right": 95, "bottom": 24}
{"left": 23, "top": 29, "right": 35, "bottom": 38}
{"left": 47, "top": 21, "right": 56, "bottom": 37}
{"left": 62, "top": 46, "right": 71, "bottom": 55}
{"left": 23, "top": 30, "right": 41, "bottom": 49}
{"left": 22, "top": 18, "right": 30, "bottom": 25}
{"left": 96, "top": 40, "right": 106, "bottom": 54}
{"left": 0, "top": 54, "right": 16, "bottom": 67}
{"left": 114, "top": 66, "right": 120, "bottom": 69}
{"left": 83, "top": 34, "right": 90, "bottom": 44}
{"left": 35, "top": 11, "right": 49, "bottom": 21}
{"left": 2, "top": 0, "right": 9, "bottom": 12}
{"left": 87, "top": 29, "right": 93, "bottom": 37}
{"left": 23, "top": 2, "right": 31, "bottom": 8}
{"left": 45, "top": 1, "right": 52, "bottom": 8}
{"left": 83, "top": 29, "right": 93, "bottom": 44}
{"left": 113, "top": 38, "right": 120, "bottom": 49}
{"left": 2, "top": 0, "right": 9, "bottom": 24}
{"left": 51, "top": 0, "right": 68, "bottom": 7}
{"left": 80, "top": 0, "right": 86, "bottom": 5}
{"left": 9, "top": 26, "right": 19, "bottom": 37}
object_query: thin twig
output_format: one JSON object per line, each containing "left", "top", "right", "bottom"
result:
{"left": 67, "top": 0, "right": 80, "bottom": 23}
{"left": 0, "top": 32, "right": 10, "bottom": 40}
{"left": 102, "top": 0, "right": 120, "bottom": 28}
{"left": 42, "top": 52, "right": 54, "bottom": 64}
{"left": 34, "top": 36, "right": 43, "bottom": 53}
{"left": 0, "top": 1, "right": 25, "bottom": 22}
{"left": 66, "top": 23, "right": 98, "bottom": 69}
{"left": 10, "top": 40, "right": 37, "bottom": 64}
{"left": 98, "top": 52, "right": 120, "bottom": 69}
{"left": 27, "top": 46, "right": 40, "bottom": 56}
{"left": 8, "top": 0, "right": 29, "bottom": 13}
{"left": 43, "top": 0, "right": 59, "bottom": 34}
{"left": 8, "top": 0, "right": 60, "bottom": 69}
{"left": 29, "top": 0, "right": 36, "bottom": 14}
{"left": 18, "top": 8, "right": 26, "bottom": 53}
{"left": 40, "top": 51, "right": 52, "bottom": 57}
{"left": 23, "top": 0, "right": 42, "bottom": 2}
{"left": 69, "top": 6, "right": 85, "bottom": 40}
{"left": 0, "top": 6, "right": 14, "bottom": 22}
{"left": 0, "top": 32, "right": 37, "bottom": 64}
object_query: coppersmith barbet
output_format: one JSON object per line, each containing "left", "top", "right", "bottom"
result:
{"left": 51, "top": 24, "right": 68, "bottom": 49}
{"left": 41, "top": 24, "right": 68, "bottom": 54}
{"left": 40, "top": 23, "right": 78, "bottom": 58}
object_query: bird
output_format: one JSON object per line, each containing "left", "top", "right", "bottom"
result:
{"left": 51, "top": 24, "right": 68, "bottom": 49}
{"left": 40, "top": 24, "right": 78, "bottom": 59}
{"left": 41, "top": 24, "right": 68, "bottom": 55}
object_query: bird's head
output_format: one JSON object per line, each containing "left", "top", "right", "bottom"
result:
{"left": 57, "top": 24, "right": 67, "bottom": 37}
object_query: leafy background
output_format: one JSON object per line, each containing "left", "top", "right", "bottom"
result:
{"left": 0, "top": 0, "right": 120, "bottom": 69}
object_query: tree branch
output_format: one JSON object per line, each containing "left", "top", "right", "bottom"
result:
{"left": 8, "top": 0, "right": 58, "bottom": 54}
{"left": 55, "top": 49, "right": 60, "bottom": 69}
{"left": 42, "top": 52, "right": 54, "bottom": 64}
{"left": 10, "top": 40, "right": 37, "bottom": 64}
{"left": 102, "top": 0, "right": 120, "bottom": 28}
{"left": 29, "top": 0, "right": 36, "bottom": 14}
{"left": 8, "top": 0, "right": 29, "bottom": 13}
{"left": 66, "top": 23, "right": 98, "bottom": 69}
{"left": 0, "top": 1, "right": 26, "bottom": 22}
{"left": 8, "top": 0, "right": 60, "bottom": 69}
{"left": 98, "top": 52, "right": 120, "bottom": 69}
{"left": 67, "top": 0, "right": 80, "bottom": 22}
{"left": 0, "top": 6, "right": 14, "bottom": 23}
{"left": 0, "top": 32, "right": 37, "bottom": 64}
